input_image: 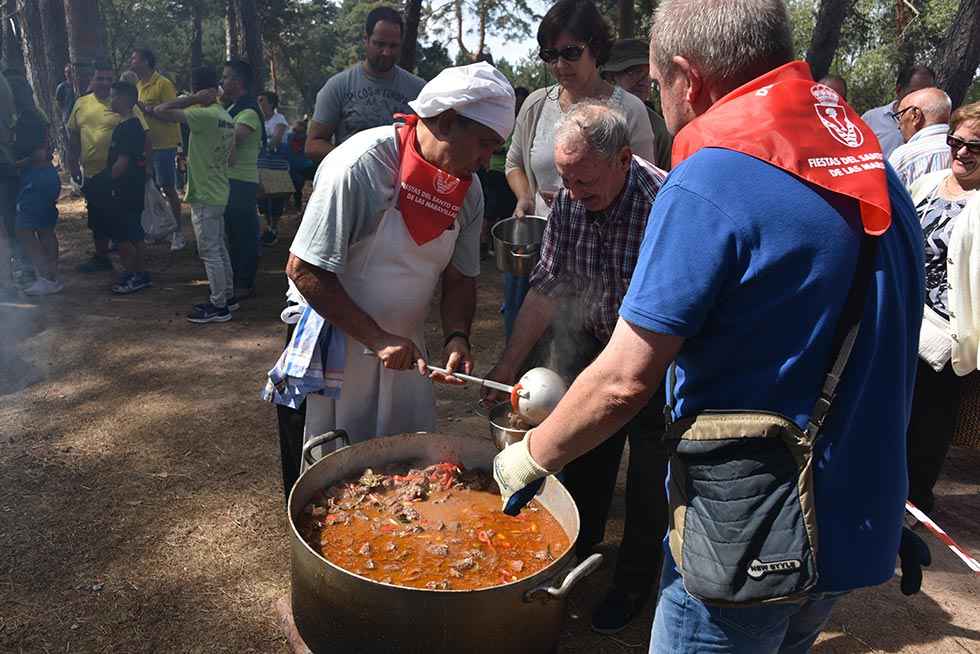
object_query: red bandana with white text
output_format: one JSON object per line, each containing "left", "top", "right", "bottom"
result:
{"left": 672, "top": 61, "right": 891, "bottom": 235}
{"left": 395, "top": 114, "right": 472, "bottom": 246}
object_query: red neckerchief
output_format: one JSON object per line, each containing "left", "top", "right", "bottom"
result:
{"left": 672, "top": 61, "right": 891, "bottom": 235}
{"left": 394, "top": 114, "right": 472, "bottom": 246}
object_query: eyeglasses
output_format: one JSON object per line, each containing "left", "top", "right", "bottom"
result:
{"left": 539, "top": 45, "right": 587, "bottom": 64}
{"left": 890, "top": 106, "right": 917, "bottom": 123}
{"left": 947, "top": 134, "right": 980, "bottom": 155}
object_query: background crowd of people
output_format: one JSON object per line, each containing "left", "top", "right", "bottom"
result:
{"left": 1, "top": 0, "right": 979, "bottom": 651}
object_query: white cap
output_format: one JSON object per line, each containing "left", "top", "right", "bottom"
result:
{"left": 408, "top": 62, "right": 516, "bottom": 140}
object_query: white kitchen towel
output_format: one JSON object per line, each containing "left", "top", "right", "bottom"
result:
{"left": 262, "top": 305, "right": 346, "bottom": 408}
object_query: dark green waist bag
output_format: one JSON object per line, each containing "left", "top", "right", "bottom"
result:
{"left": 664, "top": 236, "right": 877, "bottom": 607}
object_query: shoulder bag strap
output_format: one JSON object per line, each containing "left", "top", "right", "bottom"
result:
{"left": 805, "top": 234, "right": 879, "bottom": 440}
{"left": 663, "top": 234, "right": 880, "bottom": 438}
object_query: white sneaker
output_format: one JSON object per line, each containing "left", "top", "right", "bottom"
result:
{"left": 170, "top": 232, "right": 187, "bottom": 251}
{"left": 24, "top": 278, "right": 63, "bottom": 296}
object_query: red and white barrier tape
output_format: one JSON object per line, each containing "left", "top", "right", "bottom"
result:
{"left": 905, "top": 501, "right": 980, "bottom": 574}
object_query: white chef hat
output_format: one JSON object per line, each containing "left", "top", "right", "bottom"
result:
{"left": 408, "top": 62, "right": 516, "bottom": 141}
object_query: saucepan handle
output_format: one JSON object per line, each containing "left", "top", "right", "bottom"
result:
{"left": 523, "top": 553, "right": 603, "bottom": 603}
{"left": 303, "top": 430, "right": 351, "bottom": 466}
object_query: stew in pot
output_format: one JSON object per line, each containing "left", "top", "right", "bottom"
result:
{"left": 298, "top": 462, "right": 570, "bottom": 590}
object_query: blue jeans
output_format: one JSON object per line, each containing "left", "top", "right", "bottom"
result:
{"left": 224, "top": 179, "right": 259, "bottom": 292}
{"left": 651, "top": 553, "right": 845, "bottom": 654}
{"left": 502, "top": 272, "right": 531, "bottom": 342}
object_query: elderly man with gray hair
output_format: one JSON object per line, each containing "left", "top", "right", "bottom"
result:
{"left": 485, "top": 100, "right": 669, "bottom": 633}
{"left": 492, "top": 1, "right": 928, "bottom": 651}
{"left": 889, "top": 86, "right": 953, "bottom": 187}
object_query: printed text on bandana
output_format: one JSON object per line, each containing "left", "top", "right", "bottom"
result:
{"left": 807, "top": 152, "right": 885, "bottom": 177}
{"left": 401, "top": 182, "right": 462, "bottom": 217}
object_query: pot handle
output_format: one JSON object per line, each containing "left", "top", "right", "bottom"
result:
{"left": 302, "top": 430, "right": 351, "bottom": 466}
{"left": 510, "top": 249, "right": 538, "bottom": 259}
{"left": 523, "top": 553, "right": 603, "bottom": 603}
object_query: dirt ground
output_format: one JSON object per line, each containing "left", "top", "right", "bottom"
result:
{"left": 1, "top": 192, "right": 979, "bottom": 654}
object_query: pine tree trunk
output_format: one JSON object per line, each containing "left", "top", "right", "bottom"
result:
{"left": 38, "top": 0, "right": 70, "bottom": 170}
{"left": 237, "top": 0, "right": 264, "bottom": 90}
{"left": 64, "top": 0, "right": 109, "bottom": 94}
{"left": 935, "top": 0, "right": 980, "bottom": 108}
{"left": 19, "top": 0, "right": 70, "bottom": 172}
{"left": 399, "top": 0, "right": 422, "bottom": 72}
{"left": 805, "top": 0, "right": 854, "bottom": 81}
{"left": 3, "top": 0, "right": 25, "bottom": 73}
{"left": 617, "top": 0, "right": 635, "bottom": 39}
{"left": 225, "top": 0, "right": 241, "bottom": 60}
{"left": 17, "top": 1, "right": 50, "bottom": 111}
{"left": 191, "top": 1, "right": 204, "bottom": 69}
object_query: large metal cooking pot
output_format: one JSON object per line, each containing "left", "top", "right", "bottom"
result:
{"left": 492, "top": 215, "right": 547, "bottom": 277}
{"left": 289, "top": 430, "right": 602, "bottom": 654}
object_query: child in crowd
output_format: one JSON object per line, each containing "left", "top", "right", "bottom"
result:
{"left": 103, "top": 81, "right": 151, "bottom": 294}
{"left": 16, "top": 146, "right": 62, "bottom": 296}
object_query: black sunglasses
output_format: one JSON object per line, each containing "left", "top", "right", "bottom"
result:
{"left": 947, "top": 134, "right": 980, "bottom": 155}
{"left": 889, "top": 106, "right": 917, "bottom": 123}
{"left": 539, "top": 44, "right": 587, "bottom": 64}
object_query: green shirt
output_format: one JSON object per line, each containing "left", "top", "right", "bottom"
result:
{"left": 228, "top": 106, "right": 261, "bottom": 183}
{"left": 184, "top": 104, "right": 235, "bottom": 206}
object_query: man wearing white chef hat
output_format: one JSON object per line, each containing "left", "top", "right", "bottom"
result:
{"left": 277, "top": 63, "right": 514, "bottom": 463}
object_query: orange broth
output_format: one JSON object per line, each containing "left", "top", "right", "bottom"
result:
{"left": 298, "top": 465, "right": 570, "bottom": 590}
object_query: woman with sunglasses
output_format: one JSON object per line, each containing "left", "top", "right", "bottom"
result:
{"left": 906, "top": 100, "right": 980, "bottom": 513}
{"left": 501, "top": 0, "right": 657, "bottom": 340}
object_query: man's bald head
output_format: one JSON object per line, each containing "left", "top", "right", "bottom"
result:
{"left": 896, "top": 87, "right": 952, "bottom": 142}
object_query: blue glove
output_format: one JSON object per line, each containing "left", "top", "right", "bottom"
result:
{"left": 898, "top": 527, "right": 931, "bottom": 595}
{"left": 503, "top": 477, "right": 545, "bottom": 516}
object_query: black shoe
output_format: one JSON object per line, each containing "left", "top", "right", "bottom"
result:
{"left": 591, "top": 587, "right": 648, "bottom": 634}
{"left": 187, "top": 302, "right": 231, "bottom": 323}
{"left": 226, "top": 295, "right": 240, "bottom": 311}
{"left": 261, "top": 229, "right": 279, "bottom": 246}
{"left": 78, "top": 255, "right": 113, "bottom": 273}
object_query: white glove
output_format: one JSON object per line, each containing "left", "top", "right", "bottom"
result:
{"left": 492, "top": 429, "right": 553, "bottom": 511}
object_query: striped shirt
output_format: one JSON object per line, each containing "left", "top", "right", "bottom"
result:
{"left": 530, "top": 155, "right": 667, "bottom": 342}
{"left": 889, "top": 123, "right": 951, "bottom": 189}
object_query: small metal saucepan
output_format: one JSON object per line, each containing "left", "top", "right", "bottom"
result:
{"left": 492, "top": 215, "right": 547, "bottom": 277}
{"left": 489, "top": 401, "right": 529, "bottom": 451}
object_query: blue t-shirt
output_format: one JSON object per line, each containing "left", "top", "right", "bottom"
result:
{"left": 620, "top": 148, "right": 924, "bottom": 592}
{"left": 17, "top": 164, "right": 60, "bottom": 224}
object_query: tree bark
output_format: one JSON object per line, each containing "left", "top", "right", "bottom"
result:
{"left": 64, "top": 0, "right": 109, "bottom": 94}
{"left": 191, "top": 0, "right": 204, "bottom": 69}
{"left": 399, "top": 0, "right": 422, "bottom": 72}
{"left": 3, "top": 0, "right": 25, "bottom": 73}
{"left": 225, "top": 0, "right": 241, "bottom": 60}
{"left": 236, "top": 0, "right": 264, "bottom": 90}
{"left": 805, "top": 0, "right": 854, "bottom": 81}
{"left": 17, "top": 0, "right": 50, "bottom": 108}
{"left": 617, "top": 0, "right": 635, "bottom": 39}
{"left": 935, "top": 0, "right": 980, "bottom": 108}
{"left": 38, "top": 0, "right": 70, "bottom": 169}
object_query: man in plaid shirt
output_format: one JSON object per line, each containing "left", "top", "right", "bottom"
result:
{"left": 484, "top": 101, "right": 669, "bottom": 633}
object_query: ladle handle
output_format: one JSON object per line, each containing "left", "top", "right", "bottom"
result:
{"left": 426, "top": 366, "right": 514, "bottom": 394}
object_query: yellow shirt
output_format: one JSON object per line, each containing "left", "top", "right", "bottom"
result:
{"left": 67, "top": 94, "right": 149, "bottom": 177}
{"left": 136, "top": 71, "right": 181, "bottom": 150}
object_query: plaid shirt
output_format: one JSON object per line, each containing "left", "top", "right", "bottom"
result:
{"left": 530, "top": 156, "right": 667, "bottom": 342}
